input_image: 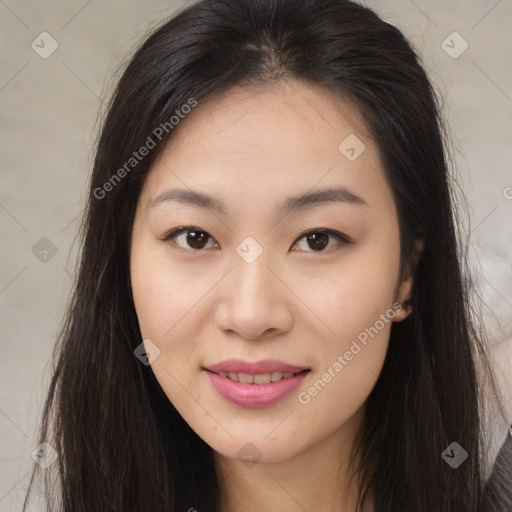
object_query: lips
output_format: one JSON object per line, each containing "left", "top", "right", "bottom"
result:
{"left": 203, "top": 359, "right": 311, "bottom": 407}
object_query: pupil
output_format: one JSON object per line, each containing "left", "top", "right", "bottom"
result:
{"left": 187, "top": 230, "right": 208, "bottom": 249}
{"left": 308, "top": 232, "right": 328, "bottom": 251}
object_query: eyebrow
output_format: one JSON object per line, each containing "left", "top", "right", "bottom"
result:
{"left": 148, "top": 185, "right": 368, "bottom": 216}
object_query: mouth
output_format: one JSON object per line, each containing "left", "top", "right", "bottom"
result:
{"left": 202, "top": 359, "right": 311, "bottom": 407}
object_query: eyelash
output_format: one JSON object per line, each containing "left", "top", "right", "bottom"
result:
{"left": 160, "top": 226, "right": 352, "bottom": 253}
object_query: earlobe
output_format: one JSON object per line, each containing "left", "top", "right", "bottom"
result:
{"left": 393, "top": 236, "right": 425, "bottom": 322}
{"left": 393, "top": 299, "right": 413, "bottom": 322}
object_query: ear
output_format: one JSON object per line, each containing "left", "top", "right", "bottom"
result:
{"left": 393, "top": 236, "right": 425, "bottom": 322}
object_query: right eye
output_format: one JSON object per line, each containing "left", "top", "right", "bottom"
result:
{"left": 162, "top": 226, "right": 219, "bottom": 251}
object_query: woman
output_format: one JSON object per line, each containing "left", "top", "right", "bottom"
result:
{"left": 22, "top": 0, "right": 511, "bottom": 510}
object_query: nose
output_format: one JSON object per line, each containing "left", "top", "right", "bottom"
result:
{"left": 214, "top": 252, "right": 293, "bottom": 341}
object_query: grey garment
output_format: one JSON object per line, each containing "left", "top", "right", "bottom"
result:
{"left": 482, "top": 426, "right": 512, "bottom": 511}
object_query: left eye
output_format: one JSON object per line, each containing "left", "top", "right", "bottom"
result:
{"left": 291, "top": 229, "right": 350, "bottom": 252}
{"left": 162, "top": 227, "right": 350, "bottom": 252}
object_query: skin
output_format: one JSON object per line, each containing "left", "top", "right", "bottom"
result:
{"left": 130, "top": 78, "right": 420, "bottom": 512}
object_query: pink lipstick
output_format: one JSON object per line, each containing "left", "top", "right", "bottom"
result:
{"left": 203, "top": 359, "right": 310, "bottom": 408}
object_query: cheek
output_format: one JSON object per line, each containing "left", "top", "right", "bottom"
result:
{"left": 293, "top": 238, "right": 399, "bottom": 411}
{"left": 130, "top": 240, "right": 208, "bottom": 340}
{"left": 292, "top": 295, "right": 395, "bottom": 449}
{"left": 130, "top": 242, "right": 209, "bottom": 395}
{"left": 299, "top": 238, "right": 400, "bottom": 348}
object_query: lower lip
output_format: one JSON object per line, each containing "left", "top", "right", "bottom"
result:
{"left": 205, "top": 370, "right": 309, "bottom": 407}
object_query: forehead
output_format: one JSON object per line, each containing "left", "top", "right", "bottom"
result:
{"left": 159, "top": 79, "right": 370, "bottom": 160}
{"left": 141, "top": 78, "right": 392, "bottom": 219}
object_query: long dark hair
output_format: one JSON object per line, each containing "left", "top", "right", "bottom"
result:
{"left": 23, "top": 0, "right": 509, "bottom": 510}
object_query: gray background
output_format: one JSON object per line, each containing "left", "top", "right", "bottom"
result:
{"left": 0, "top": 0, "right": 511, "bottom": 509}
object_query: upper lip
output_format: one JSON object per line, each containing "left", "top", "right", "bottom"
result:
{"left": 203, "top": 359, "right": 309, "bottom": 375}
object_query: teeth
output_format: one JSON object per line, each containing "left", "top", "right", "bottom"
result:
{"left": 238, "top": 372, "right": 254, "bottom": 384}
{"left": 217, "top": 371, "right": 302, "bottom": 383}
{"left": 253, "top": 373, "right": 271, "bottom": 384}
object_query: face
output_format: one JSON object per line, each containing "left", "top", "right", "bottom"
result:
{"left": 130, "top": 79, "right": 414, "bottom": 465}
